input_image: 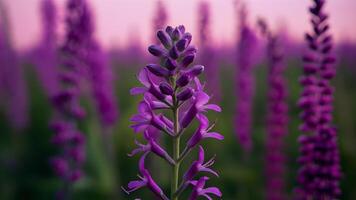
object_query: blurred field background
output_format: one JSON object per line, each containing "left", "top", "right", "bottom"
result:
{"left": 1, "top": 0, "right": 356, "bottom": 199}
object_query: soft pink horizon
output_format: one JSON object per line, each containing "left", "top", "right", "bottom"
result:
{"left": 2, "top": 0, "right": 356, "bottom": 49}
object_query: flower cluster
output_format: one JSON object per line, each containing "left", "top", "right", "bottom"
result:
{"left": 124, "top": 25, "right": 223, "bottom": 200}
{"left": 258, "top": 19, "right": 289, "bottom": 200}
{"left": 295, "top": 0, "right": 342, "bottom": 199}
{"left": 235, "top": 3, "right": 258, "bottom": 152}
{"left": 49, "top": 0, "right": 93, "bottom": 197}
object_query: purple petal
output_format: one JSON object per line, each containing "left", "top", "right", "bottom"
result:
{"left": 198, "top": 146, "right": 205, "bottom": 163}
{"left": 202, "top": 187, "right": 222, "bottom": 197}
{"left": 137, "top": 69, "right": 150, "bottom": 87}
{"left": 203, "top": 104, "right": 222, "bottom": 112}
{"left": 203, "top": 132, "right": 224, "bottom": 141}
{"left": 195, "top": 92, "right": 210, "bottom": 107}
{"left": 199, "top": 167, "right": 219, "bottom": 177}
{"left": 127, "top": 180, "right": 146, "bottom": 191}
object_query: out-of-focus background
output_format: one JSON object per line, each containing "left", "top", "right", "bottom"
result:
{"left": 0, "top": 0, "right": 356, "bottom": 199}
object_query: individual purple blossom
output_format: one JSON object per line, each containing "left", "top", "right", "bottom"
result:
{"left": 123, "top": 153, "right": 170, "bottom": 200}
{"left": 183, "top": 146, "right": 219, "bottom": 182}
{"left": 49, "top": 0, "right": 93, "bottom": 198}
{"left": 295, "top": 0, "right": 342, "bottom": 199}
{"left": 180, "top": 90, "right": 221, "bottom": 129}
{"left": 186, "top": 115, "right": 223, "bottom": 149}
{"left": 34, "top": 0, "right": 59, "bottom": 97}
{"left": 235, "top": 2, "right": 258, "bottom": 152}
{"left": 124, "top": 25, "right": 222, "bottom": 200}
{"left": 188, "top": 176, "right": 222, "bottom": 200}
{"left": 129, "top": 129, "right": 175, "bottom": 165}
{"left": 0, "top": 2, "right": 28, "bottom": 131}
{"left": 258, "top": 19, "right": 289, "bottom": 200}
{"left": 197, "top": 1, "right": 221, "bottom": 102}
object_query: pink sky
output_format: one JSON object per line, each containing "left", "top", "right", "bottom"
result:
{"left": 2, "top": 0, "right": 356, "bottom": 49}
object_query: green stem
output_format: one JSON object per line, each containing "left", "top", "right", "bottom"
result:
{"left": 171, "top": 97, "right": 180, "bottom": 200}
{"left": 171, "top": 136, "right": 180, "bottom": 200}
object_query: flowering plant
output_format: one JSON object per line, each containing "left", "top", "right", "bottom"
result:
{"left": 123, "top": 25, "right": 223, "bottom": 200}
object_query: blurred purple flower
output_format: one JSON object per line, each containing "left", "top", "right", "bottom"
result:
{"left": 258, "top": 19, "right": 289, "bottom": 200}
{"left": 33, "top": 0, "right": 59, "bottom": 97}
{"left": 295, "top": 0, "right": 342, "bottom": 199}
{"left": 124, "top": 25, "right": 222, "bottom": 200}
{"left": 86, "top": 41, "right": 118, "bottom": 126}
{"left": 235, "top": 2, "right": 258, "bottom": 152}
{"left": 49, "top": 0, "right": 94, "bottom": 197}
{"left": 197, "top": 1, "right": 221, "bottom": 102}
{"left": 0, "top": 2, "right": 28, "bottom": 130}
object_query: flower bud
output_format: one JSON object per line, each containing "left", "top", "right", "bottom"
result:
{"left": 172, "top": 27, "right": 181, "bottom": 41}
{"left": 146, "top": 64, "right": 170, "bottom": 77}
{"left": 182, "top": 32, "right": 192, "bottom": 44}
{"left": 176, "top": 74, "right": 190, "bottom": 87}
{"left": 166, "top": 26, "right": 174, "bottom": 36}
{"left": 188, "top": 65, "right": 204, "bottom": 76}
{"left": 169, "top": 46, "right": 179, "bottom": 60}
{"left": 177, "top": 25, "right": 185, "bottom": 34}
{"left": 181, "top": 53, "right": 195, "bottom": 67}
{"left": 157, "top": 30, "right": 172, "bottom": 49}
{"left": 164, "top": 58, "right": 177, "bottom": 71}
{"left": 185, "top": 46, "right": 197, "bottom": 54}
{"left": 177, "top": 88, "right": 193, "bottom": 101}
{"left": 148, "top": 45, "right": 165, "bottom": 57}
{"left": 176, "top": 39, "right": 188, "bottom": 52}
{"left": 159, "top": 82, "right": 174, "bottom": 95}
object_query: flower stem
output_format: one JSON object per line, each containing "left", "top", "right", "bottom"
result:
{"left": 172, "top": 135, "right": 180, "bottom": 200}
{"left": 171, "top": 96, "right": 180, "bottom": 200}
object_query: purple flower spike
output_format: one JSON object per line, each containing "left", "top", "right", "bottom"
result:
{"left": 183, "top": 146, "right": 219, "bottom": 182}
{"left": 125, "top": 25, "right": 222, "bottom": 200}
{"left": 188, "top": 176, "right": 222, "bottom": 200}
{"left": 234, "top": 2, "right": 259, "bottom": 152}
{"left": 295, "top": 0, "right": 342, "bottom": 199}
{"left": 258, "top": 19, "right": 289, "bottom": 200}
{"left": 48, "top": 0, "right": 100, "bottom": 197}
